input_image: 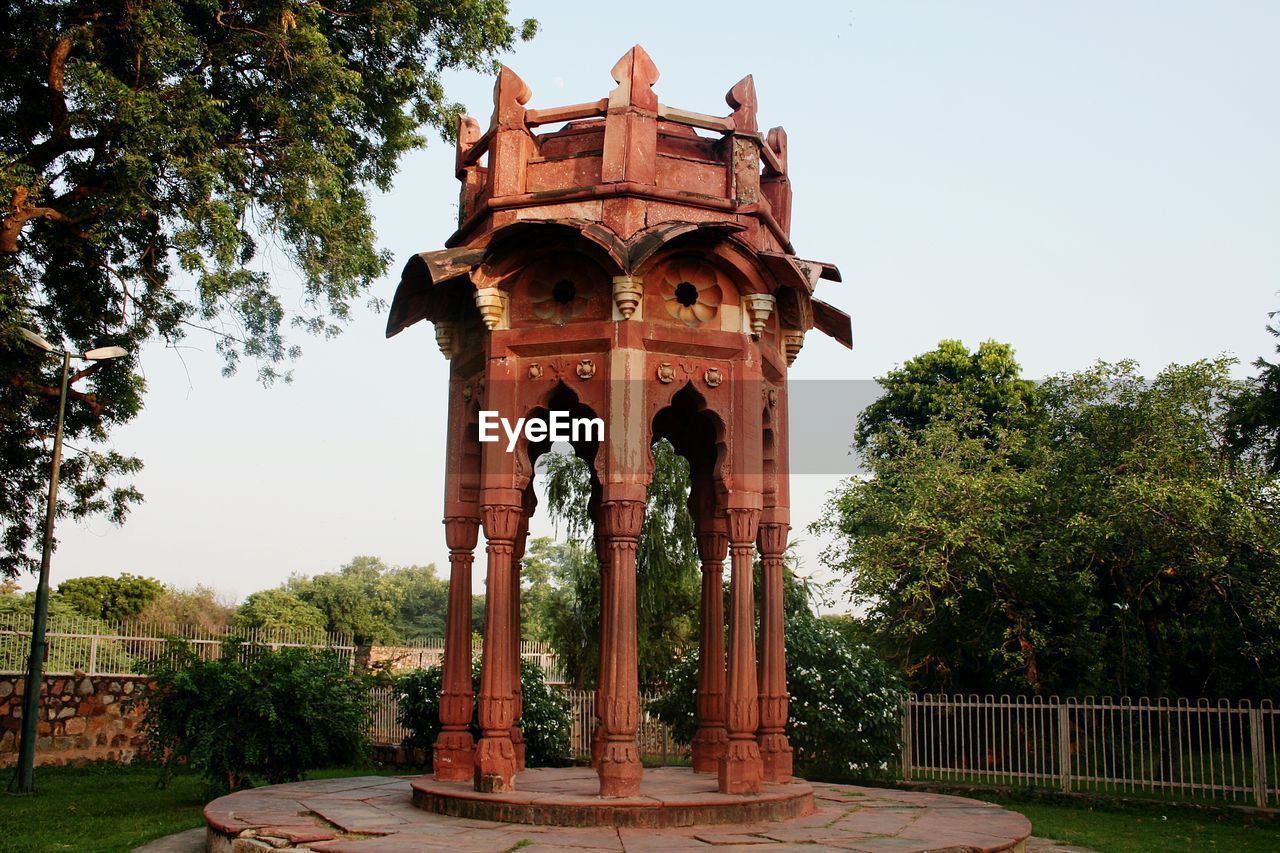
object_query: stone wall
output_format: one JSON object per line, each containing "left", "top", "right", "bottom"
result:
{"left": 0, "top": 673, "right": 150, "bottom": 767}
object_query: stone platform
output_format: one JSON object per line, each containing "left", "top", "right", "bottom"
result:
{"left": 204, "top": 769, "right": 1032, "bottom": 852}
{"left": 412, "top": 767, "right": 813, "bottom": 827}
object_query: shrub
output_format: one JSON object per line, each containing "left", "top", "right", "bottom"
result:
{"left": 647, "top": 613, "right": 904, "bottom": 778}
{"left": 137, "top": 639, "right": 368, "bottom": 791}
{"left": 397, "top": 658, "right": 571, "bottom": 767}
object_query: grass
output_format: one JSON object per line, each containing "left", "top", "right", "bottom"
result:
{"left": 0, "top": 764, "right": 208, "bottom": 853}
{"left": 0, "top": 763, "right": 407, "bottom": 853}
{"left": 973, "top": 791, "right": 1280, "bottom": 853}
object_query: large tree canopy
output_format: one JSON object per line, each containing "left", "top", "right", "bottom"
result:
{"left": 819, "top": 342, "right": 1280, "bottom": 700}
{"left": 0, "top": 0, "right": 536, "bottom": 576}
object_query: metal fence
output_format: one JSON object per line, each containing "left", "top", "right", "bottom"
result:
{"left": 563, "top": 689, "right": 689, "bottom": 764}
{"left": 368, "top": 686, "right": 408, "bottom": 747}
{"left": 0, "top": 614, "right": 355, "bottom": 677}
{"left": 903, "top": 694, "right": 1280, "bottom": 808}
{"left": 365, "top": 687, "right": 688, "bottom": 764}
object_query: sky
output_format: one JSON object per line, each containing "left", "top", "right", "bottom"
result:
{"left": 22, "top": 2, "right": 1280, "bottom": 609}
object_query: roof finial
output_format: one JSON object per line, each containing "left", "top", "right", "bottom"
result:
{"left": 609, "top": 45, "right": 660, "bottom": 111}
{"left": 726, "top": 75, "right": 757, "bottom": 134}
{"left": 492, "top": 65, "right": 531, "bottom": 128}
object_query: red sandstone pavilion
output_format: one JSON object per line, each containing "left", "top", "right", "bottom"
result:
{"left": 386, "top": 46, "right": 851, "bottom": 800}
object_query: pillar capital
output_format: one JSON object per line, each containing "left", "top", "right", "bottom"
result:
{"left": 757, "top": 520, "right": 788, "bottom": 556}
{"left": 727, "top": 504, "right": 761, "bottom": 547}
{"left": 481, "top": 494, "right": 524, "bottom": 542}
{"left": 444, "top": 515, "right": 480, "bottom": 551}
{"left": 600, "top": 498, "right": 645, "bottom": 541}
{"left": 696, "top": 527, "right": 729, "bottom": 565}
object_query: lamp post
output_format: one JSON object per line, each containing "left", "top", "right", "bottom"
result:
{"left": 12, "top": 328, "right": 127, "bottom": 794}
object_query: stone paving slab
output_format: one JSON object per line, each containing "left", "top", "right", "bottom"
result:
{"left": 203, "top": 770, "right": 1035, "bottom": 852}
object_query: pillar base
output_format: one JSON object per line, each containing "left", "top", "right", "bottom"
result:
{"left": 759, "top": 733, "right": 794, "bottom": 783}
{"left": 590, "top": 722, "right": 603, "bottom": 769}
{"left": 690, "top": 726, "right": 728, "bottom": 774}
{"left": 718, "top": 738, "right": 763, "bottom": 795}
{"left": 432, "top": 730, "right": 475, "bottom": 782}
{"left": 473, "top": 735, "right": 518, "bottom": 793}
{"left": 512, "top": 726, "right": 527, "bottom": 771}
{"left": 597, "top": 740, "right": 643, "bottom": 798}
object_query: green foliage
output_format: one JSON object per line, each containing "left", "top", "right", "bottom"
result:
{"left": 247, "top": 556, "right": 448, "bottom": 644}
{"left": 0, "top": 0, "right": 536, "bottom": 577}
{"left": 137, "top": 640, "right": 368, "bottom": 791}
{"left": 0, "top": 588, "right": 132, "bottom": 673}
{"left": 855, "top": 339, "right": 1040, "bottom": 459}
{"left": 534, "top": 440, "right": 700, "bottom": 686}
{"left": 135, "top": 584, "right": 235, "bottom": 632}
{"left": 396, "top": 658, "right": 571, "bottom": 767}
{"left": 1228, "top": 308, "right": 1280, "bottom": 472}
{"left": 818, "top": 345, "right": 1280, "bottom": 699}
{"left": 648, "top": 572, "right": 904, "bottom": 777}
{"left": 234, "top": 588, "right": 327, "bottom": 635}
{"left": 56, "top": 573, "right": 163, "bottom": 621}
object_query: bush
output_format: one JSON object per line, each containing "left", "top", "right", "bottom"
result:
{"left": 647, "top": 612, "right": 904, "bottom": 779}
{"left": 137, "top": 639, "right": 368, "bottom": 791}
{"left": 397, "top": 658, "right": 571, "bottom": 767}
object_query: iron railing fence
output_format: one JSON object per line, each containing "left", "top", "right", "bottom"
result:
{"left": 367, "top": 639, "right": 566, "bottom": 685}
{"left": 903, "top": 694, "right": 1280, "bottom": 808}
{"left": 367, "top": 685, "right": 408, "bottom": 747}
{"left": 0, "top": 614, "right": 355, "bottom": 677}
{"left": 563, "top": 689, "right": 689, "bottom": 764}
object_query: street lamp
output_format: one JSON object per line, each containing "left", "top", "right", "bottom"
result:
{"left": 12, "top": 328, "right": 128, "bottom": 794}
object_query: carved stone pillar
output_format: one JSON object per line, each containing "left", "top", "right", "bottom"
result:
{"left": 509, "top": 509, "right": 531, "bottom": 770}
{"left": 757, "top": 513, "right": 793, "bottom": 782}
{"left": 473, "top": 490, "right": 522, "bottom": 792}
{"left": 591, "top": 532, "right": 610, "bottom": 769}
{"left": 690, "top": 520, "right": 729, "bottom": 773}
{"left": 596, "top": 489, "right": 645, "bottom": 797}
{"left": 719, "top": 499, "right": 764, "bottom": 794}
{"left": 434, "top": 515, "right": 479, "bottom": 781}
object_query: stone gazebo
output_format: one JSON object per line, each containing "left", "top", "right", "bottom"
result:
{"left": 386, "top": 45, "right": 850, "bottom": 800}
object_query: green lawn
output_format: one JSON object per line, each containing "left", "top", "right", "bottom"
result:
{"left": 980, "top": 792, "right": 1280, "bottom": 853}
{"left": 0, "top": 764, "right": 208, "bottom": 853}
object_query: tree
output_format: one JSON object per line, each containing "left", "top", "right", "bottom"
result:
{"left": 1039, "top": 359, "right": 1280, "bottom": 698}
{"left": 377, "top": 561, "right": 449, "bottom": 641}
{"left": 534, "top": 440, "right": 701, "bottom": 686}
{"left": 56, "top": 573, "right": 162, "bottom": 621}
{"left": 0, "top": 0, "right": 536, "bottom": 577}
{"left": 819, "top": 351, "right": 1280, "bottom": 699}
{"left": 235, "top": 588, "right": 327, "bottom": 635}
{"left": 1228, "top": 308, "right": 1280, "bottom": 472}
{"left": 855, "top": 339, "right": 1039, "bottom": 460}
{"left": 287, "top": 556, "right": 390, "bottom": 643}
{"left": 135, "top": 583, "right": 236, "bottom": 632}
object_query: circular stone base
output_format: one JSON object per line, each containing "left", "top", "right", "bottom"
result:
{"left": 411, "top": 766, "right": 814, "bottom": 827}
{"left": 203, "top": 773, "right": 1034, "bottom": 852}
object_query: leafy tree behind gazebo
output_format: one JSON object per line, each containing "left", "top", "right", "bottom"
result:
{"left": 1, "top": 0, "right": 537, "bottom": 577}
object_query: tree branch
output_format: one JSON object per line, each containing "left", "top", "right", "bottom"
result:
{"left": 8, "top": 375, "right": 106, "bottom": 417}
{"left": 2, "top": 185, "right": 91, "bottom": 253}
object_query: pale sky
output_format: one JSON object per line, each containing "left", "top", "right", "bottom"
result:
{"left": 23, "top": 2, "right": 1280, "bottom": 609}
